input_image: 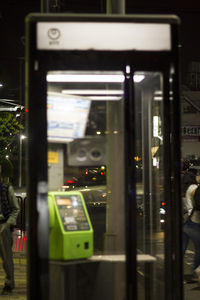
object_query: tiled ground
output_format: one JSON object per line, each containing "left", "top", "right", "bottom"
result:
{"left": 0, "top": 229, "right": 27, "bottom": 299}
{"left": 0, "top": 255, "right": 27, "bottom": 299}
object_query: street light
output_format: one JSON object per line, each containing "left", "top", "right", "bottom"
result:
{"left": 19, "top": 135, "right": 26, "bottom": 188}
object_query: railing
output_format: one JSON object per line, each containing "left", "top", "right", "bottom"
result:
{"left": 13, "top": 195, "right": 27, "bottom": 254}
{"left": 16, "top": 196, "right": 26, "bottom": 232}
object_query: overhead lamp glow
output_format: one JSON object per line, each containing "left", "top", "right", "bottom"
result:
{"left": 0, "top": 83, "right": 3, "bottom": 87}
{"left": 47, "top": 74, "right": 125, "bottom": 83}
{"left": 154, "top": 96, "right": 163, "bottom": 101}
{"left": 48, "top": 137, "right": 74, "bottom": 143}
{"left": 154, "top": 90, "right": 162, "bottom": 95}
{"left": 87, "top": 96, "right": 122, "bottom": 101}
{"left": 133, "top": 75, "right": 145, "bottom": 82}
{"left": 62, "top": 90, "right": 123, "bottom": 95}
{"left": 20, "top": 135, "right": 27, "bottom": 140}
{"left": 47, "top": 73, "right": 144, "bottom": 83}
{"left": 126, "top": 65, "right": 131, "bottom": 74}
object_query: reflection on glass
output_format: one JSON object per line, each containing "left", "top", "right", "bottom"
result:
{"left": 135, "top": 72, "right": 165, "bottom": 300}
{"left": 47, "top": 70, "right": 126, "bottom": 299}
{"left": 47, "top": 70, "right": 125, "bottom": 254}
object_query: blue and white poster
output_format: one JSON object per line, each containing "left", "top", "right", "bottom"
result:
{"left": 47, "top": 93, "right": 91, "bottom": 143}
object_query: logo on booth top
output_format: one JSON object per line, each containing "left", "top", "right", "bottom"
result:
{"left": 48, "top": 28, "right": 61, "bottom": 40}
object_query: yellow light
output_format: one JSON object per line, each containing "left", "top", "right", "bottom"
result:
{"left": 134, "top": 156, "right": 141, "bottom": 161}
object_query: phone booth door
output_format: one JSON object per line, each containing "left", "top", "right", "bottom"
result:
{"left": 131, "top": 70, "right": 182, "bottom": 300}
{"left": 26, "top": 14, "right": 182, "bottom": 300}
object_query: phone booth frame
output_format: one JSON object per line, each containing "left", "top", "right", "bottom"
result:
{"left": 26, "top": 14, "right": 182, "bottom": 300}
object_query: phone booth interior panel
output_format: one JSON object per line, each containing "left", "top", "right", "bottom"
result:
{"left": 26, "top": 14, "right": 182, "bottom": 300}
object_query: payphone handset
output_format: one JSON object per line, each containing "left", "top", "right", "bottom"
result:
{"left": 48, "top": 191, "right": 93, "bottom": 260}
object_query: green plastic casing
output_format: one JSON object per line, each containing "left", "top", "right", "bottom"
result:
{"left": 48, "top": 191, "right": 93, "bottom": 260}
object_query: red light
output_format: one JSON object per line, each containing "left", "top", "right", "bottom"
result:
{"left": 100, "top": 172, "right": 104, "bottom": 175}
{"left": 20, "top": 237, "right": 23, "bottom": 251}
{"left": 67, "top": 180, "right": 76, "bottom": 184}
{"left": 24, "top": 108, "right": 28, "bottom": 112}
{"left": 161, "top": 202, "right": 166, "bottom": 206}
{"left": 85, "top": 171, "right": 88, "bottom": 175}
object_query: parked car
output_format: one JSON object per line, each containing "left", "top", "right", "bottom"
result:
{"left": 62, "top": 167, "right": 106, "bottom": 190}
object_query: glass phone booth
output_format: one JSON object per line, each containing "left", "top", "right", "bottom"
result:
{"left": 26, "top": 14, "right": 182, "bottom": 300}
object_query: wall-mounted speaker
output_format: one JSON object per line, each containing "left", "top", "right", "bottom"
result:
{"left": 67, "top": 137, "right": 106, "bottom": 166}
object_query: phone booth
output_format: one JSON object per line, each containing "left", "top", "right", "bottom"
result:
{"left": 26, "top": 14, "right": 182, "bottom": 300}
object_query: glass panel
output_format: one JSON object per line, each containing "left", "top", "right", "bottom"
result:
{"left": 47, "top": 70, "right": 126, "bottom": 300}
{"left": 134, "top": 72, "right": 165, "bottom": 299}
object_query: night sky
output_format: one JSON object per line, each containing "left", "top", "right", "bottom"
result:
{"left": 0, "top": 0, "right": 200, "bottom": 103}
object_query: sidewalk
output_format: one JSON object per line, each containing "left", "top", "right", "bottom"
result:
{"left": 184, "top": 249, "right": 200, "bottom": 300}
{"left": 0, "top": 254, "right": 27, "bottom": 299}
{"left": 0, "top": 229, "right": 198, "bottom": 300}
{"left": 0, "top": 229, "right": 27, "bottom": 299}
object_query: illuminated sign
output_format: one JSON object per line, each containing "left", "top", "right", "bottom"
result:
{"left": 37, "top": 22, "right": 171, "bottom": 51}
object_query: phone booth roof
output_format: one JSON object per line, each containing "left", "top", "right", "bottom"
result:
{"left": 26, "top": 13, "right": 180, "bottom": 53}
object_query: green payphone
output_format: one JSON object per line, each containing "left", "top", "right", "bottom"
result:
{"left": 48, "top": 191, "right": 93, "bottom": 260}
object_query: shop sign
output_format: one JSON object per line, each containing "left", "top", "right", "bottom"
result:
{"left": 48, "top": 151, "right": 59, "bottom": 164}
{"left": 182, "top": 126, "right": 200, "bottom": 136}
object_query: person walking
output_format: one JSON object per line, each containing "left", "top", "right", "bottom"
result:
{"left": 182, "top": 169, "right": 200, "bottom": 285}
{"left": 0, "top": 165, "right": 20, "bottom": 295}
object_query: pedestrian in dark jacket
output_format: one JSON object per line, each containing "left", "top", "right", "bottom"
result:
{"left": 0, "top": 169, "right": 20, "bottom": 295}
{"left": 182, "top": 169, "right": 200, "bottom": 285}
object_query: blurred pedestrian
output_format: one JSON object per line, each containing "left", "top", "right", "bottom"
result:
{"left": 182, "top": 169, "right": 200, "bottom": 285}
{"left": 0, "top": 163, "right": 20, "bottom": 295}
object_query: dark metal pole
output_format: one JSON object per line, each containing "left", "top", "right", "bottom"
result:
{"left": 107, "top": 0, "right": 125, "bottom": 14}
{"left": 41, "top": 0, "right": 50, "bottom": 13}
{"left": 27, "top": 3, "right": 49, "bottom": 300}
{"left": 111, "top": 0, "right": 125, "bottom": 14}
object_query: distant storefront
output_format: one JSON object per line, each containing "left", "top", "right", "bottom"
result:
{"left": 182, "top": 126, "right": 200, "bottom": 138}
{"left": 181, "top": 91, "right": 200, "bottom": 159}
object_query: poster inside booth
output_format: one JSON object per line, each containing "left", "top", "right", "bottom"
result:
{"left": 47, "top": 92, "right": 91, "bottom": 143}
